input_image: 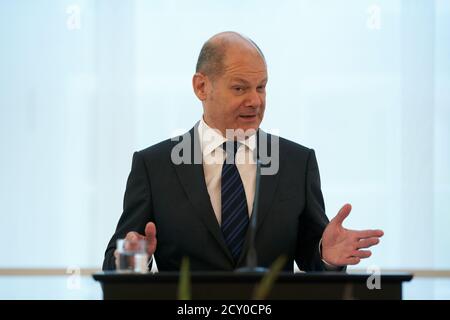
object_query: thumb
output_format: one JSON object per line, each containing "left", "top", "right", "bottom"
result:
{"left": 331, "top": 203, "right": 352, "bottom": 226}
{"left": 144, "top": 222, "right": 157, "bottom": 255}
{"left": 145, "top": 222, "right": 157, "bottom": 241}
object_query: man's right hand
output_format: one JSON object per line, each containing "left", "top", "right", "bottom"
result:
{"left": 114, "top": 222, "right": 157, "bottom": 268}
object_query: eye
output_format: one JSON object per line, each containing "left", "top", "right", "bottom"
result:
{"left": 257, "top": 85, "right": 266, "bottom": 92}
{"left": 232, "top": 86, "right": 245, "bottom": 93}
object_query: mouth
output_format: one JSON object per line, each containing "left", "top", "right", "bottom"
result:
{"left": 239, "top": 114, "right": 257, "bottom": 120}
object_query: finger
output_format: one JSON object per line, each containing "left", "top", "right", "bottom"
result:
{"left": 331, "top": 203, "right": 352, "bottom": 226}
{"left": 146, "top": 238, "right": 157, "bottom": 256}
{"left": 345, "top": 257, "right": 361, "bottom": 265}
{"left": 355, "top": 229, "right": 384, "bottom": 240}
{"left": 125, "top": 231, "right": 145, "bottom": 241}
{"left": 145, "top": 222, "right": 157, "bottom": 255}
{"left": 357, "top": 237, "right": 380, "bottom": 249}
{"left": 351, "top": 250, "right": 372, "bottom": 259}
{"left": 145, "top": 222, "right": 157, "bottom": 240}
{"left": 124, "top": 231, "right": 146, "bottom": 251}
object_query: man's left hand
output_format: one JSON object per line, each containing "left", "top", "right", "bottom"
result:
{"left": 321, "top": 203, "right": 384, "bottom": 266}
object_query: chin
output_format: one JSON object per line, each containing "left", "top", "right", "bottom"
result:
{"left": 235, "top": 123, "right": 260, "bottom": 135}
{"left": 243, "top": 124, "right": 259, "bottom": 132}
{"left": 242, "top": 119, "right": 261, "bottom": 129}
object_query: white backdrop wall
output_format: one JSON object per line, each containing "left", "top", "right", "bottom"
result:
{"left": 0, "top": 0, "right": 449, "bottom": 271}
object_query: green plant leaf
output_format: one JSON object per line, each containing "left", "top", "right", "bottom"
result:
{"left": 177, "top": 256, "right": 191, "bottom": 300}
{"left": 252, "top": 255, "right": 287, "bottom": 300}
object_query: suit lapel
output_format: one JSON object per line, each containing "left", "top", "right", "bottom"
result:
{"left": 172, "top": 124, "right": 234, "bottom": 264}
{"left": 255, "top": 129, "right": 281, "bottom": 231}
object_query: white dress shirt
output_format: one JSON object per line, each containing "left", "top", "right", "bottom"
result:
{"left": 198, "top": 117, "right": 257, "bottom": 226}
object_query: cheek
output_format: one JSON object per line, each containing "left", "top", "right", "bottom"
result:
{"left": 229, "top": 100, "right": 245, "bottom": 115}
{"left": 260, "top": 94, "right": 266, "bottom": 106}
{"left": 260, "top": 103, "right": 266, "bottom": 114}
{"left": 213, "top": 98, "right": 240, "bottom": 122}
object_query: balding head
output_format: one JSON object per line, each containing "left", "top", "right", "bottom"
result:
{"left": 195, "top": 31, "right": 266, "bottom": 80}
{"left": 192, "top": 32, "right": 267, "bottom": 135}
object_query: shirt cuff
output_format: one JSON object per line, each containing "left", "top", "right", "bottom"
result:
{"left": 147, "top": 254, "right": 154, "bottom": 270}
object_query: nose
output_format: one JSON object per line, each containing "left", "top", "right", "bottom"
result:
{"left": 244, "top": 89, "right": 262, "bottom": 108}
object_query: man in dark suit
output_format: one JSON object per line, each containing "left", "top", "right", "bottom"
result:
{"left": 103, "top": 31, "right": 384, "bottom": 272}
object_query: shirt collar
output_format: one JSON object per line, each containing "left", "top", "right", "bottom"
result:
{"left": 198, "top": 117, "right": 257, "bottom": 157}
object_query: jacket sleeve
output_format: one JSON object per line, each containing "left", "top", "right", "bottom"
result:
{"left": 102, "top": 151, "right": 154, "bottom": 271}
{"left": 295, "top": 149, "right": 330, "bottom": 271}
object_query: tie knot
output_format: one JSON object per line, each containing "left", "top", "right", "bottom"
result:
{"left": 222, "top": 141, "right": 241, "bottom": 163}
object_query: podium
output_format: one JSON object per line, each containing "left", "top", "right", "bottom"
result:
{"left": 93, "top": 272, "right": 412, "bottom": 300}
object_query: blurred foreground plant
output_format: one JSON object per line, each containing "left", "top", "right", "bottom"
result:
{"left": 177, "top": 256, "right": 191, "bottom": 300}
{"left": 252, "top": 255, "right": 287, "bottom": 300}
{"left": 177, "top": 255, "right": 287, "bottom": 300}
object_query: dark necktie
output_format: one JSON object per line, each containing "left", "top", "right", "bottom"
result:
{"left": 221, "top": 141, "right": 249, "bottom": 263}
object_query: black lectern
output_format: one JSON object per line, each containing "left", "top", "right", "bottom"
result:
{"left": 93, "top": 272, "right": 412, "bottom": 300}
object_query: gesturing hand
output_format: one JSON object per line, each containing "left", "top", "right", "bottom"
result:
{"left": 321, "top": 204, "right": 384, "bottom": 266}
{"left": 114, "top": 222, "right": 157, "bottom": 268}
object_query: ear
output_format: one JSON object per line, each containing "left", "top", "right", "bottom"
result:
{"left": 192, "top": 73, "right": 208, "bottom": 101}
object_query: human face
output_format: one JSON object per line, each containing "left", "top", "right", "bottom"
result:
{"left": 194, "top": 48, "right": 267, "bottom": 137}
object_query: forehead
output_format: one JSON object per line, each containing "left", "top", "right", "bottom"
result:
{"left": 222, "top": 55, "right": 267, "bottom": 83}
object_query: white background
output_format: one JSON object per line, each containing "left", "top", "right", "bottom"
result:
{"left": 0, "top": 0, "right": 449, "bottom": 275}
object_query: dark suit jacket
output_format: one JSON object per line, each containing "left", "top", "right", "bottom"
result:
{"left": 103, "top": 124, "right": 331, "bottom": 272}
